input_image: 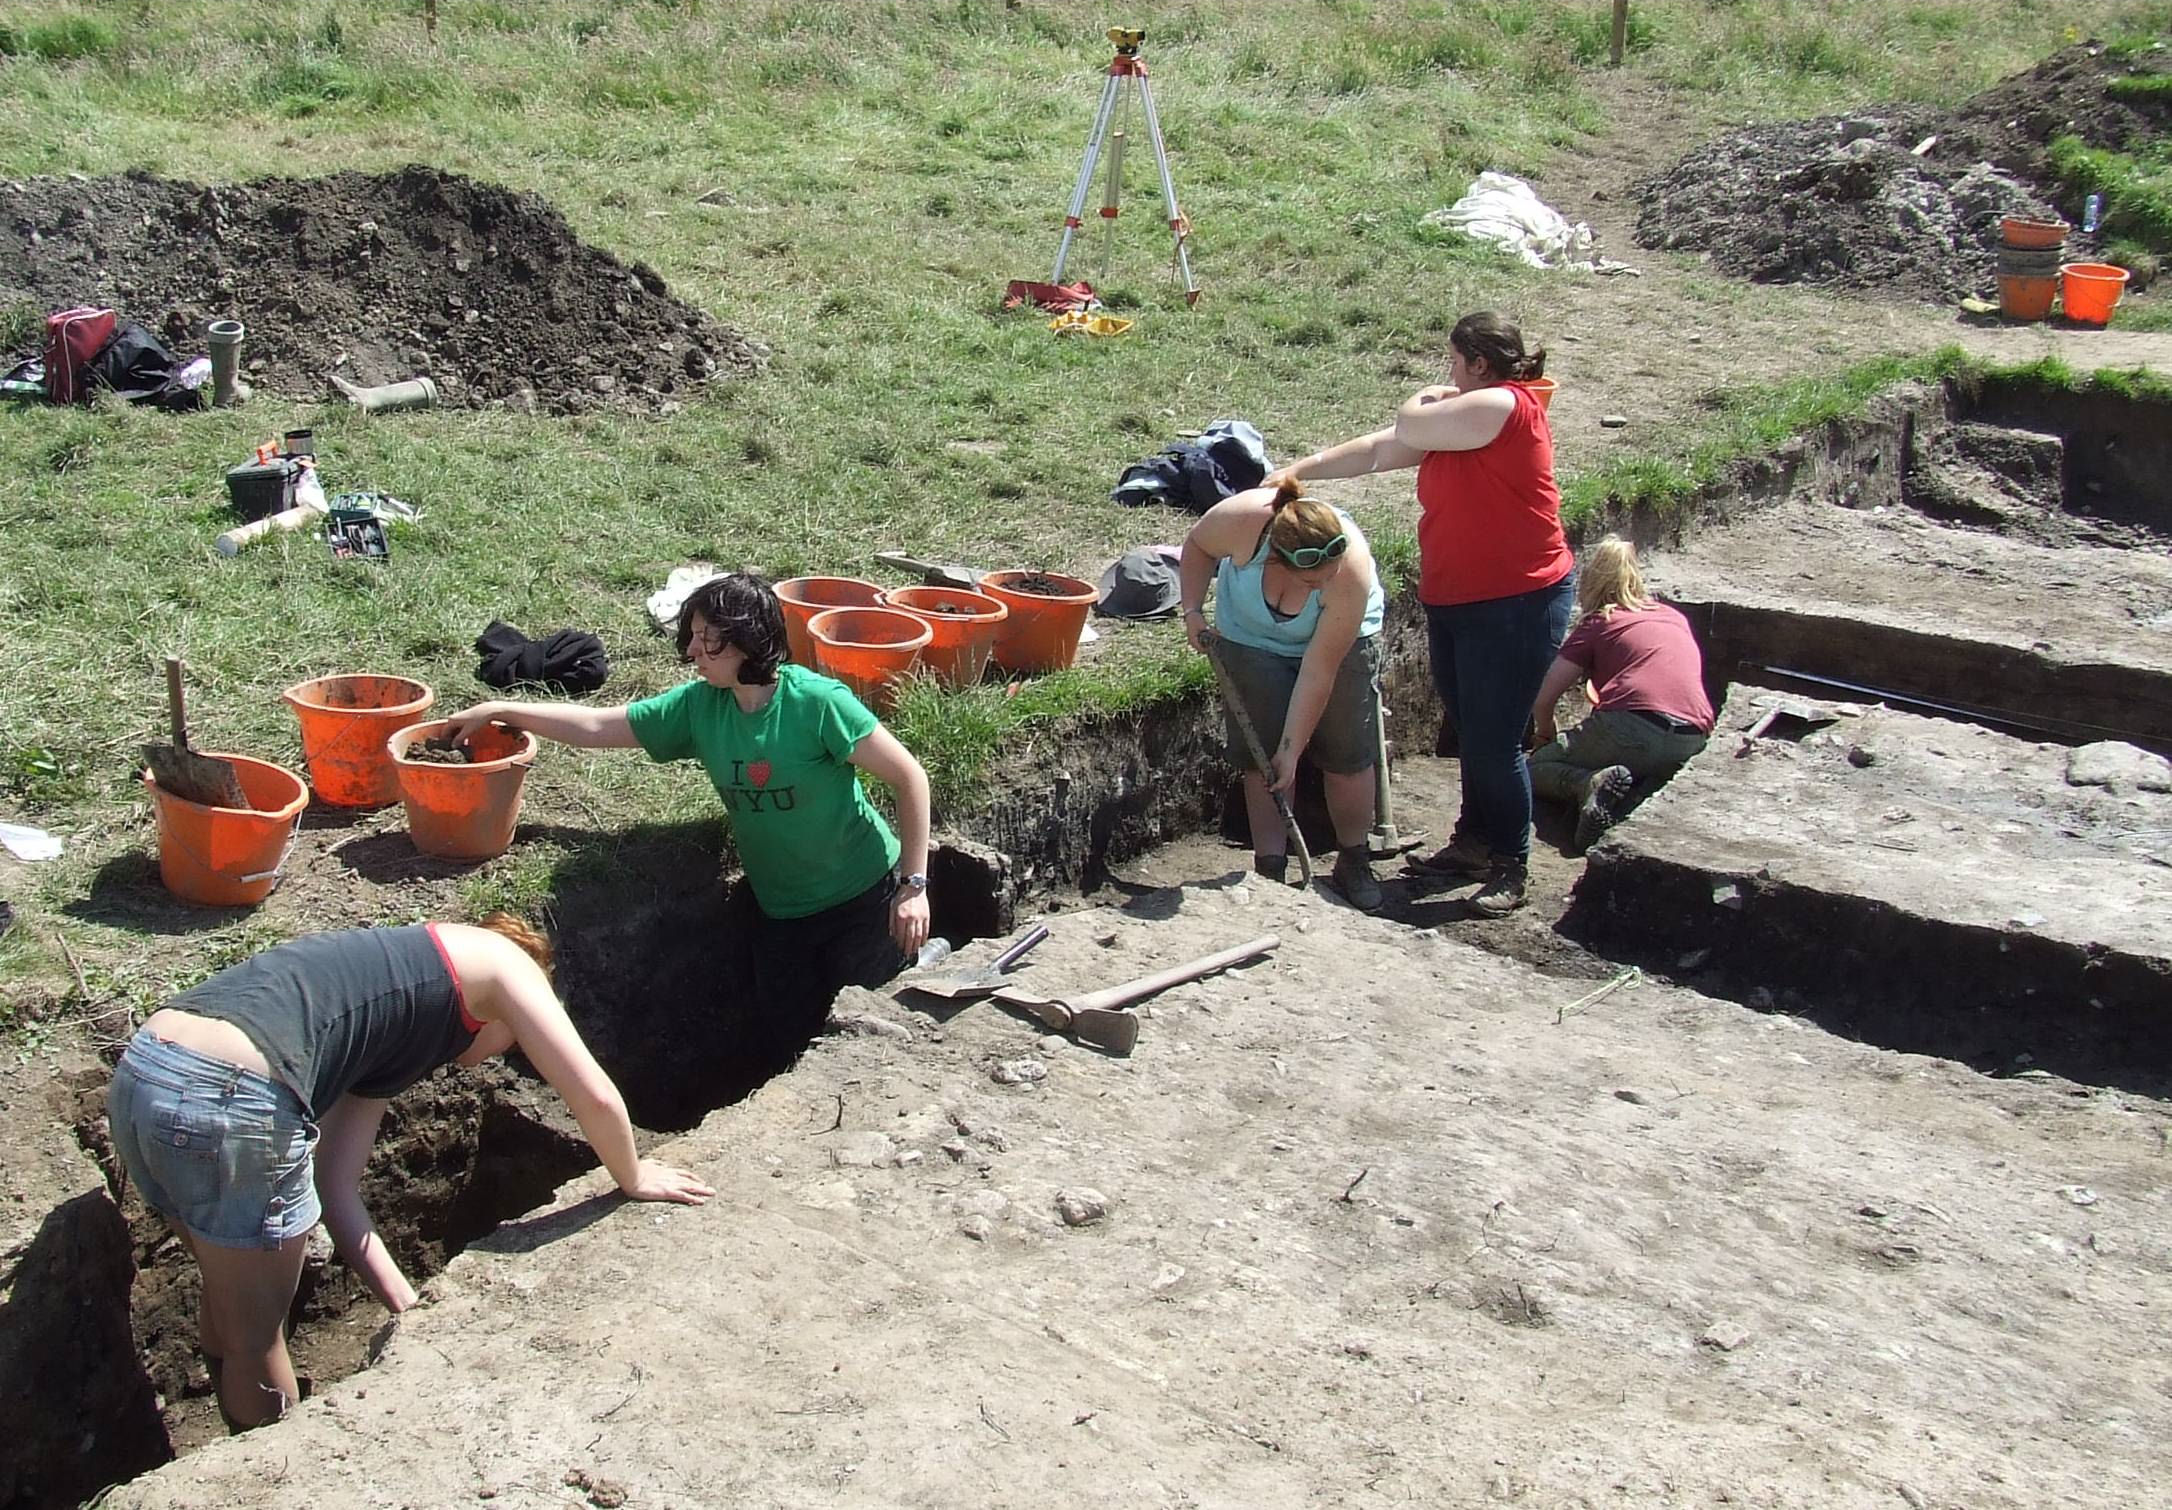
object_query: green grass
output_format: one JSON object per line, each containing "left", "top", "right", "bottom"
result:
{"left": 0, "top": 0, "right": 2168, "bottom": 985}
{"left": 2048, "top": 134, "right": 2172, "bottom": 251}
{"left": 2106, "top": 71, "right": 2172, "bottom": 106}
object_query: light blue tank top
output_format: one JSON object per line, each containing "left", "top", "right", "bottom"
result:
{"left": 1213, "top": 506, "right": 1386, "bottom": 658}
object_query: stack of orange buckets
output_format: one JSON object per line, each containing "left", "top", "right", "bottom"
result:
{"left": 1997, "top": 216, "right": 2067, "bottom": 321}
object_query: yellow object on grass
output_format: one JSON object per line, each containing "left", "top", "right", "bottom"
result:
{"left": 1047, "top": 311, "right": 1134, "bottom": 338}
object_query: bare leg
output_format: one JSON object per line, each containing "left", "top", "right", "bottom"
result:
{"left": 1322, "top": 766, "right": 1376, "bottom": 850}
{"left": 172, "top": 1225, "right": 227, "bottom": 1364}
{"left": 1239, "top": 772, "right": 1284, "bottom": 865}
{"left": 193, "top": 1231, "right": 311, "bottom": 1430}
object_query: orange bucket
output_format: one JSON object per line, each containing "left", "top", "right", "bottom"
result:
{"left": 1524, "top": 377, "right": 1557, "bottom": 412}
{"left": 282, "top": 674, "right": 435, "bottom": 808}
{"left": 2060, "top": 262, "right": 2129, "bottom": 326}
{"left": 1998, "top": 274, "right": 2057, "bottom": 322}
{"left": 807, "top": 607, "right": 932, "bottom": 712}
{"left": 775, "top": 577, "right": 885, "bottom": 668}
{"left": 386, "top": 719, "right": 538, "bottom": 861}
{"left": 977, "top": 570, "right": 1098, "bottom": 674}
{"left": 877, "top": 586, "right": 1009, "bottom": 688}
{"left": 2000, "top": 216, "right": 2069, "bottom": 251}
{"left": 144, "top": 753, "right": 308, "bottom": 907}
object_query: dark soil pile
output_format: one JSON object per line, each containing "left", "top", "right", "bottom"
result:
{"left": 1635, "top": 44, "right": 2169, "bottom": 301}
{"left": 0, "top": 164, "right": 767, "bottom": 414}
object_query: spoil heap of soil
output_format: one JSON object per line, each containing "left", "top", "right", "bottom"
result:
{"left": 0, "top": 164, "right": 766, "bottom": 414}
{"left": 1635, "top": 44, "right": 2168, "bottom": 301}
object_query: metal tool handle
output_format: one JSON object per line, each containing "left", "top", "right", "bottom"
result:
{"left": 992, "top": 924, "right": 1052, "bottom": 973}
{"left": 1202, "top": 635, "right": 1313, "bottom": 884}
{"left": 165, "top": 656, "right": 190, "bottom": 750}
{"left": 1067, "top": 934, "right": 1280, "bottom": 1015}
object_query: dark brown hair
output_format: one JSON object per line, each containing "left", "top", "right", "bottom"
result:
{"left": 675, "top": 572, "right": 786, "bottom": 684}
{"left": 1450, "top": 311, "right": 1545, "bottom": 382}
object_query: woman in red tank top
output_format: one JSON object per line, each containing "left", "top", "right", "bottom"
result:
{"left": 1267, "top": 313, "right": 1575, "bottom": 915}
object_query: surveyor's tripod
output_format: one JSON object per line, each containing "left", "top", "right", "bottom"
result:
{"left": 1050, "top": 27, "right": 1199, "bottom": 305}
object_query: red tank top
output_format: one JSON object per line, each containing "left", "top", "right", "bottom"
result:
{"left": 1414, "top": 382, "right": 1573, "bottom": 606}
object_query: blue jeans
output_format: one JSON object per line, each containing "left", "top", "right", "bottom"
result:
{"left": 1425, "top": 575, "right": 1576, "bottom": 864}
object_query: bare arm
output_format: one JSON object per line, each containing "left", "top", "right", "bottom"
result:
{"left": 1393, "top": 385, "right": 1515, "bottom": 452}
{"left": 1178, "top": 492, "right": 1277, "bottom": 651}
{"left": 848, "top": 726, "right": 933, "bottom": 956}
{"left": 443, "top": 699, "right": 638, "bottom": 749}
{"left": 1532, "top": 654, "right": 1584, "bottom": 743}
{"left": 313, "top": 1095, "right": 417, "bottom": 1313}
{"left": 1269, "top": 425, "right": 1426, "bottom": 487}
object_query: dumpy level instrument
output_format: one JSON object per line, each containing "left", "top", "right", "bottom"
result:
{"left": 1051, "top": 26, "right": 1200, "bottom": 305}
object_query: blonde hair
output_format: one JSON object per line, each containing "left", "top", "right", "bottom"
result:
{"left": 1266, "top": 478, "right": 1345, "bottom": 556}
{"left": 478, "top": 912, "right": 554, "bottom": 978}
{"left": 1577, "top": 536, "right": 1655, "bottom": 620}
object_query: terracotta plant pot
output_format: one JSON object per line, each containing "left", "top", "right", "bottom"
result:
{"left": 386, "top": 719, "right": 538, "bottom": 861}
{"left": 775, "top": 577, "right": 885, "bottom": 668}
{"left": 1997, "top": 274, "right": 2058, "bottom": 322}
{"left": 977, "top": 570, "right": 1099, "bottom": 674}
{"left": 144, "top": 753, "right": 308, "bottom": 907}
{"left": 877, "top": 586, "right": 1009, "bottom": 688}
{"left": 283, "top": 674, "right": 435, "bottom": 808}
{"left": 2000, "top": 216, "right": 2069, "bottom": 251}
{"left": 807, "top": 607, "right": 932, "bottom": 713}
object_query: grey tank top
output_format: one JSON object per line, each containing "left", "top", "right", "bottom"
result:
{"left": 167, "top": 926, "right": 475, "bottom": 1117}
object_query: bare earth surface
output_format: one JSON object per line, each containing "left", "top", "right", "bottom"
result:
{"left": 108, "top": 863, "right": 2172, "bottom": 1510}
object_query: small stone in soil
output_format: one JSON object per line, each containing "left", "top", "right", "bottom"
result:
{"left": 1056, "top": 1188, "right": 1109, "bottom": 1226}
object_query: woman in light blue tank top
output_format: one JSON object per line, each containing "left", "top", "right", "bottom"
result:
{"left": 1177, "top": 481, "right": 1388, "bottom": 910}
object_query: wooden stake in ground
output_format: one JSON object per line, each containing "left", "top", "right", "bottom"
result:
{"left": 1610, "top": 1, "right": 1629, "bottom": 66}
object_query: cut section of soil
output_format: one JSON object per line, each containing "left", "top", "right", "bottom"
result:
{"left": 0, "top": 164, "right": 767, "bottom": 415}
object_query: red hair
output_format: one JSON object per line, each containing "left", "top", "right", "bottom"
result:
{"left": 477, "top": 912, "right": 553, "bottom": 977}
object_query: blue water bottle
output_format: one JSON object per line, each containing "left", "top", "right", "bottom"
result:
{"left": 2083, "top": 193, "right": 2102, "bottom": 234}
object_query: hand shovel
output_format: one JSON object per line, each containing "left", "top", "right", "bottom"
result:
{"left": 901, "top": 924, "right": 1051, "bottom": 1000}
{"left": 990, "top": 933, "right": 1282, "bottom": 1057}
{"left": 142, "top": 656, "right": 248, "bottom": 809}
{"left": 874, "top": 551, "right": 982, "bottom": 593}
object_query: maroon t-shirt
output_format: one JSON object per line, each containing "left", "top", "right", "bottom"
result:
{"left": 1557, "top": 603, "right": 1714, "bottom": 732}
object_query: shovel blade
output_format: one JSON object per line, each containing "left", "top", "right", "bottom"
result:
{"left": 144, "top": 744, "right": 249, "bottom": 809}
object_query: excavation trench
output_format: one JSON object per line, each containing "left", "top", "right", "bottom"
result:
{"left": 31, "top": 372, "right": 2172, "bottom": 1506}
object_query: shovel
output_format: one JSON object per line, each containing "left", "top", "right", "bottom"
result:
{"left": 142, "top": 656, "right": 248, "bottom": 809}
{"left": 874, "top": 551, "right": 982, "bottom": 593}
{"left": 901, "top": 924, "right": 1051, "bottom": 1000}
{"left": 1201, "top": 633, "right": 1313, "bottom": 885}
{"left": 990, "top": 933, "right": 1281, "bottom": 1057}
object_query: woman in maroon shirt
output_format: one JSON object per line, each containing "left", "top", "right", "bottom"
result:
{"left": 1530, "top": 537, "right": 1714, "bottom": 851}
{"left": 1270, "top": 312, "right": 1572, "bottom": 915}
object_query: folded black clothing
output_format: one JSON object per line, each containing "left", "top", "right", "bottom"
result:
{"left": 474, "top": 621, "right": 610, "bottom": 694}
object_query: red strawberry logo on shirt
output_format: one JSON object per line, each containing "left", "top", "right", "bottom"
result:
{"left": 746, "top": 760, "right": 773, "bottom": 789}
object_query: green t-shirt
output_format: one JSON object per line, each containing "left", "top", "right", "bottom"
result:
{"left": 625, "top": 665, "right": 899, "bottom": 919}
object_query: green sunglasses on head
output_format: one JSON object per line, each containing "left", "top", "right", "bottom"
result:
{"left": 1274, "top": 532, "right": 1349, "bottom": 570}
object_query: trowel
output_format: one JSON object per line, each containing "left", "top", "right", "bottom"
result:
{"left": 901, "top": 924, "right": 1051, "bottom": 1000}
{"left": 874, "top": 551, "right": 983, "bottom": 592}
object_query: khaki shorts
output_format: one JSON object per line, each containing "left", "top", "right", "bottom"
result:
{"left": 1214, "top": 633, "right": 1381, "bottom": 773}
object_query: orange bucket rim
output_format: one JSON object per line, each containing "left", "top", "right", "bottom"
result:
{"left": 879, "top": 587, "right": 1010, "bottom": 622}
{"left": 979, "top": 569, "right": 1099, "bottom": 604}
{"left": 387, "top": 719, "right": 539, "bottom": 772}
{"left": 2058, "top": 262, "right": 2130, "bottom": 281}
{"left": 281, "top": 673, "right": 435, "bottom": 715}
{"left": 775, "top": 575, "right": 886, "bottom": 601}
{"left": 806, "top": 606, "right": 935, "bottom": 652}
{"left": 142, "top": 752, "right": 309, "bottom": 818}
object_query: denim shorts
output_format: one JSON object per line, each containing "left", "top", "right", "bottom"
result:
{"left": 1214, "top": 632, "right": 1381, "bottom": 773}
{"left": 106, "top": 1030, "right": 321, "bottom": 1250}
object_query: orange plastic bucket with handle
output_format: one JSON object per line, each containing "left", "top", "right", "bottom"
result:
{"left": 807, "top": 607, "right": 932, "bottom": 713}
{"left": 775, "top": 577, "right": 886, "bottom": 668}
{"left": 977, "top": 570, "right": 1099, "bottom": 674}
{"left": 2060, "top": 262, "right": 2129, "bottom": 326}
{"left": 1524, "top": 377, "right": 1557, "bottom": 413}
{"left": 282, "top": 674, "right": 435, "bottom": 807}
{"left": 144, "top": 752, "right": 308, "bottom": 906}
{"left": 877, "top": 586, "right": 1009, "bottom": 688}
{"left": 387, "top": 719, "right": 538, "bottom": 861}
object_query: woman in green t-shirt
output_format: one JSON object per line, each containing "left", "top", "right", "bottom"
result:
{"left": 445, "top": 574, "right": 932, "bottom": 1056}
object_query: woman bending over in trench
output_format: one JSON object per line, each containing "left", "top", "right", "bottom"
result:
{"left": 445, "top": 572, "right": 933, "bottom": 1065}
{"left": 1178, "top": 479, "right": 1387, "bottom": 910}
{"left": 105, "top": 916, "right": 713, "bottom": 1431}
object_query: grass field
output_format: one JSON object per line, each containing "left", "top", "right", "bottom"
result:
{"left": 2, "top": 0, "right": 2168, "bottom": 1007}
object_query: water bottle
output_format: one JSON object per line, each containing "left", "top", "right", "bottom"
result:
{"left": 915, "top": 937, "right": 953, "bottom": 969}
{"left": 2083, "top": 194, "right": 2102, "bottom": 234}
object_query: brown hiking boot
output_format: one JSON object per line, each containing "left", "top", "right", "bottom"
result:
{"left": 1330, "top": 845, "right": 1383, "bottom": 912}
{"left": 1468, "top": 860, "right": 1527, "bottom": 917}
{"left": 1575, "top": 765, "right": 1636, "bottom": 853}
{"left": 1406, "top": 833, "right": 1492, "bottom": 878}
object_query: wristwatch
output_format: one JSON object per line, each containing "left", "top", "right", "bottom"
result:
{"left": 902, "top": 872, "right": 928, "bottom": 893}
